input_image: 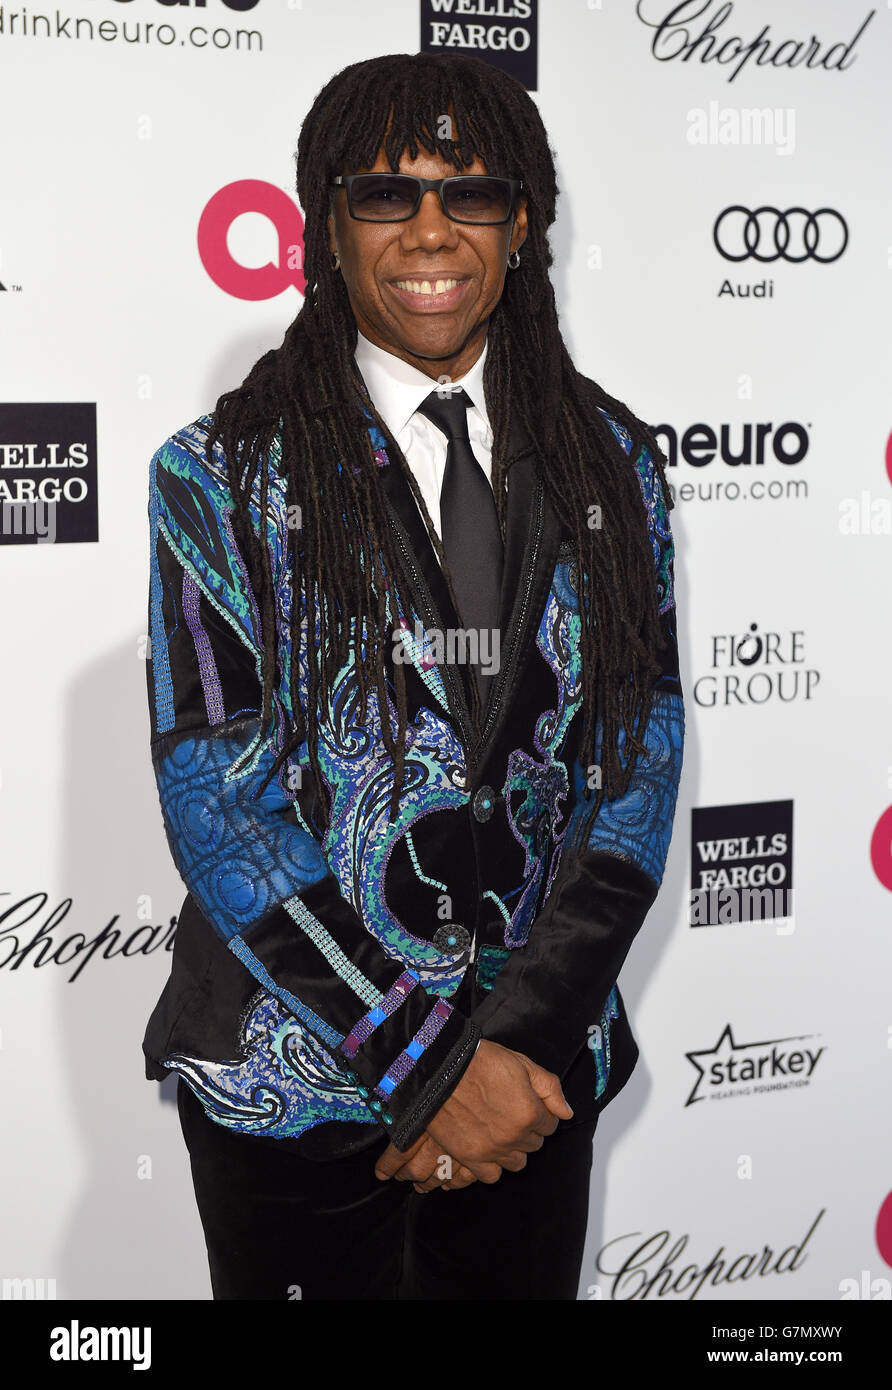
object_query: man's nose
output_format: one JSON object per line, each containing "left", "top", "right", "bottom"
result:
{"left": 404, "top": 188, "right": 460, "bottom": 239}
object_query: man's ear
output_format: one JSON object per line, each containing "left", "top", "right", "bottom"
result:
{"left": 510, "top": 200, "right": 528, "bottom": 256}
{"left": 327, "top": 210, "right": 338, "bottom": 258}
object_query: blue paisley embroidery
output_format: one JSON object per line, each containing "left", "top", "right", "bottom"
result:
{"left": 166, "top": 992, "right": 376, "bottom": 1138}
{"left": 497, "top": 554, "right": 584, "bottom": 945}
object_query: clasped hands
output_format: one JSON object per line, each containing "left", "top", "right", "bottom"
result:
{"left": 374, "top": 1038, "right": 572, "bottom": 1195}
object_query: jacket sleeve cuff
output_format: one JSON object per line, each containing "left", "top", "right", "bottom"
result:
{"left": 350, "top": 1004, "right": 481, "bottom": 1152}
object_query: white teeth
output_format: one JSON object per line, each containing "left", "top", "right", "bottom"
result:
{"left": 395, "top": 278, "right": 460, "bottom": 295}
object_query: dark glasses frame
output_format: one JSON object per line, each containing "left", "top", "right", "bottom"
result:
{"left": 329, "top": 174, "right": 524, "bottom": 225}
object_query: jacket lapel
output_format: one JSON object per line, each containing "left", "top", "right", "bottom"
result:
{"left": 376, "top": 429, "right": 462, "bottom": 642}
{"left": 474, "top": 416, "right": 563, "bottom": 771}
{"left": 369, "top": 394, "right": 564, "bottom": 761}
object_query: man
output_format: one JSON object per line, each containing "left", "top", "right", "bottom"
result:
{"left": 143, "top": 50, "right": 684, "bottom": 1300}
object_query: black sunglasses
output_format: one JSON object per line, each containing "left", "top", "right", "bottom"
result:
{"left": 329, "top": 174, "right": 523, "bottom": 225}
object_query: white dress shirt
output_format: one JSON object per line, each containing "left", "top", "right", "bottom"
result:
{"left": 353, "top": 328, "right": 494, "bottom": 545}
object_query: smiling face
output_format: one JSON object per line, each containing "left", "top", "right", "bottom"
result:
{"left": 327, "top": 141, "right": 526, "bottom": 381}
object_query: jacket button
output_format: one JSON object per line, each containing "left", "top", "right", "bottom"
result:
{"left": 472, "top": 785, "right": 496, "bottom": 822}
{"left": 432, "top": 924, "right": 471, "bottom": 954}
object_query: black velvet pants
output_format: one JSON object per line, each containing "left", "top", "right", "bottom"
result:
{"left": 176, "top": 1077, "right": 598, "bottom": 1300}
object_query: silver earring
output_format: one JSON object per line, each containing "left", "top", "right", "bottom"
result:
{"left": 507, "top": 250, "right": 521, "bottom": 270}
{"left": 331, "top": 250, "right": 340, "bottom": 271}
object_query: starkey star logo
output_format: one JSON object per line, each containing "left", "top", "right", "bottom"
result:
{"left": 684, "top": 1024, "right": 826, "bottom": 1107}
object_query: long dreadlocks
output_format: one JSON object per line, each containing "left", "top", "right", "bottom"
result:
{"left": 205, "top": 51, "right": 675, "bottom": 842}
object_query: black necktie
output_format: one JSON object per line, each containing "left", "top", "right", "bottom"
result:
{"left": 415, "top": 386, "right": 504, "bottom": 711}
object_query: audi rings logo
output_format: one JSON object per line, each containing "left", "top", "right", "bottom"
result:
{"left": 713, "top": 206, "right": 849, "bottom": 264}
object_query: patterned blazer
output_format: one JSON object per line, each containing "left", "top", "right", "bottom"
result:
{"left": 142, "top": 389, "right": 684, "bottom": 1159}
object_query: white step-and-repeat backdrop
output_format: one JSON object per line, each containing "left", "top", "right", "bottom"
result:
{"left": 2, "top": 0, "right": 890, "bottom": 1301}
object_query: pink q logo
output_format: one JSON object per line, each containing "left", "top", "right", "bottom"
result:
{"left": 885, "top": 429, "right": 892, "bottom": 488}
{"left": 870, "top": 806, "right": 892, "bottom": 893}
{"left": 878, "top": 1191, "right": 892, "bottom": 1267}
{"left": 197, "top": 180, "right": 305, "bottom": 300}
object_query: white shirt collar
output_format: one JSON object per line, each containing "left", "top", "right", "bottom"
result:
{"left": 354, "top": 328, "right": 490, "bottom": 441}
